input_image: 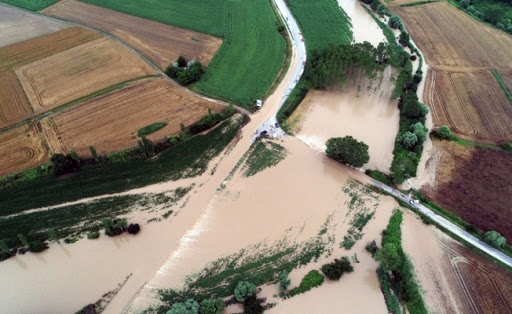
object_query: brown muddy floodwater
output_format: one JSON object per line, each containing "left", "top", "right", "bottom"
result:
{"left": 337, "top": 0, "right": 386, "bottom": 47}
{"left": 128, "top": 137, "right": 397, "bottom": 312}
{"left": 290, "top": 69, "right": 399, "bottom": 174}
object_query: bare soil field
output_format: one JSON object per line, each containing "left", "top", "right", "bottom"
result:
{"left": 0, "top": 71, "right": 33, "bottom": 128}
{"left": 387, "top": 0, "right": 430, "bottom": 6}
{"left": 402, "top": 212, "right": 512, "bottom": 314}
{"left": 0, "top": 27, "right": 101, "bottom": 71}
{"left": 0, "top": 123, "right": 49, "bottom": 176}
{"left": 422, "top": 139, "right": 512, "bottom": 241}
{"left": 41, "top": 79, "right": 223, "bottom": 157}
{"left": 0, "top": 4, "right": 70, "bottom": 48}
{"left": 43, "top": 0, "right": 222, "bottom": 69}
{"left": 394, "top": 2, "right": 512, "bottom": 68}
{"left": 425, "top": 69, "right": 512, "bottom": 143}
{"left": 16, "top": 37, "right": 157, "bottom": 112}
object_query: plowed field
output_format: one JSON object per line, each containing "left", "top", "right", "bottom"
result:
{"left": 422, "top": 139, "right": 512, "bottom": 240}
{"left": 0, "top": 71, "right": 32, "bottom": 128}
{"left": 0, "top": 124, "right": 49, "bottom": 176}
{"left": 41, "top": 79, "right": 223, "bottom": 157}
{"left": 0, "top": 4, "right": 69, "bottom": 48}
{"left": 0, "top": 27, "right": 101, "bottom": 71}
{"left": 425, "top": 69, "right": 512, "bottom": 143}
{"left": 16, "top": 37, "right": 157, "bottom": 112}
{"left": 43, "top": 0, "right": 222, "bottom": 69}
{"left": 394, "top": 2, "right": 512, "bottom": 68}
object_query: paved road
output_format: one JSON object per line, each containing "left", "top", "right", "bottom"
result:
{"left": 370, "top": 179, "right": 512, "bottom": 267}
{"left": 252, "top": 0, "right": 306, "bottom": 142}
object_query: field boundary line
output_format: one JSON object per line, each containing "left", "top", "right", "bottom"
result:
{"left": 490, "top": 69, "right": 512, "bottom": 107}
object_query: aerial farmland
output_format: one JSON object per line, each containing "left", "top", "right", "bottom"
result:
{"left": 0, "top": 0, "right": 511, "bottom": 313}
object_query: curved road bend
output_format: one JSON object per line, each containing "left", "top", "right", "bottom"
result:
{"left": 370, "top": 179, "right": 512, "bottom": 267}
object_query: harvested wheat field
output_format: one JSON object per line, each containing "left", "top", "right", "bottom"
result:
{"left": 394, "top": 2, "right": 512, "bottom": 68}
{"left": 16, "top": 37, "right": 157, "bottom": 112}
{"left": 0, "top": 4, "right": 70, "bottom": 48}
{"left": 387, "top": 0, "right": 429, "bottom": 7}
{"left": 43, "top": 0, "right": 222, "bottom": 69}
{"left": 0, "top": 27, "right": 101, "bottom": 71}
{"left": 425, "top": 69, "right": 512, "bottom": 143}
{"left": 41, "top": 79, "right": 224, "bottom": 157}
{"left": 499, "top": 70, "right": 512, "bottom": 92}
{"left": 0, "top": 123, "right": 49, "bottom": 176}
{"left": 402, "top": 212, "right": 512, "bottom": 314}
{"left": 422, "top": 139, "right": 512, "bottom": 241}
{"left": 0, "top": 71, "right": 33, "bottom": 128}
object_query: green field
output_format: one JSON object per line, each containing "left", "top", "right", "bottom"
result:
{"left": 80, "top": 0, "right": 286, "bottom": 107}
{"left": 0, "top": 0, "right": 60, "bottom": 10}
{"left": 287, "top": 0, "right": 353, "bottom": 51}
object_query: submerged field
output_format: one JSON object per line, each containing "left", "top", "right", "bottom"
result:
{"left": 41, "top": 78, "right": 224, "bottom": 157}
{"left": 43, "top": 0, "right": 223, "bottom": 69}
{"left": 79, "top": 0, "right": 286, "bottom": 107}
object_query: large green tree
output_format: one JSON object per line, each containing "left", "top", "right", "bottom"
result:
{"left": 199, "top": 297, "right": 224, "bottom": 314}
{"left": 325, "top": 136, "right": 370, "bottom": 168}
{"left": 375, "top": 243, "right": 402, "bottom": 271}
{"left": 234, "top": 281, "right": 256, "bottom": 302}
{"left": 167, "top": 298, "right": 199, "bottom": 314}
{"left": 484, "top": 231, "right": 506, "bottom": 249}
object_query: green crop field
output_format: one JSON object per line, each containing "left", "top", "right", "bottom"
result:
{"left": 287, "top": 0, "right": 353, "bottom": 52}
{"left": 80, "top": 0, "right": 286, "bottom": 107}
{"left": 0, "top": 0, "right": 60, "bottom": 11}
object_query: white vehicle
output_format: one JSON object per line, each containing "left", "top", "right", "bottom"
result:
{"left": 409, "top": 199, "right": 419, "bottom": 205}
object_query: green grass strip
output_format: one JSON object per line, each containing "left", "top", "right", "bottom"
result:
{"left": 491, "top": 69, "right": 512, "bottom": 106}
{"left": 138, "top": 122, "right": 168, "bottom": 137}
{"left": 398, "top": 0, "right": 439, "bottom": 7}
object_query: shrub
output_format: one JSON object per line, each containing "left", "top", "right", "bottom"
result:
{"left": 102, "top": 218, "right": 127, "bottom": 236}
{"left": 483, "top": 231, "right": 506, "bottom": 249}
{"left": 199, "top": 297, "right": 224, "bottom": 314}
{"left": 234, "top": 281, "right": 256, "bottom": 302}
{"left": 28, "top": 240, "right": 48, "bottom": 253}
{"left": 500, "top": 142, "right": 512, "bottom": 152}
{"left": 127, "top": 223, "right": 141, "bottom": 235}
{"left": 51, "top": 153, "right": 80, "bottom": 176}
{"left": 321, "top": 257, "right": 354, "bottom": 280}
{"left": 138, "top": 122, "right": 168, "bottom": 137}
{"left": 243, "top": 295, "right": 264, "bottom": 314}
{"left": 365, "top": 240, "right": 378, "bottom": 257}
{"left": 279, "top": 270, "right": 291, "bottom": 291}
{"left": 167, "top": 298, "right": 199, "bottom": 314}
{"left": 87, "top": 231, "right": 100, "bottom": 240}
{"left": 291, "top": 270, "right": 324, "bottom": 295}
{"left": 436, "top": 125, "right": 452, "bottom": 139}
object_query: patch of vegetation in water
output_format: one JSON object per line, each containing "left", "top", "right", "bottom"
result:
{"left": 242, "top": 141, "right": 287, "bottom": 177}
{"left": 0, "top": 186, "right": 193, "bottom": 249}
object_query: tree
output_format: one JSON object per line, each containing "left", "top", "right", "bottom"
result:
{"left": 89, "top": 146, "right": 98, "bottom": 161}
{"left": 410, "top": 122, "right": 427, "bottom": 143}
{"left": 243, "top": 295, "right": 264, "bottom": 314}
{"left": 70, "top": 150, "right": 80, "bottom": 164}
{"left": 167, "top": 298, "right": 199, "bottom": 314}
{"left": 375, "top": 243, "right": 402, "bottom": 271}
{"left": 234, "top": 281, "right": 256, "bottom": 302}
{"left": 437, "top": 126, "right": 452, "bottom": 139}
{"left": 388, "top": 15, "right": 403, "bottom": 30}
{"left": 177, "top": 55, "right": 187, "bottom": 68}
{"left": 399, "top": 31, "right": 410, "bottom": 47}
{"left": 321, "top": 257, "right": 354, "bottom": 280}
{"left": 199, "top": 297, "right": 224, "bottom": 314}
{"left": 127, "top": 223, "right": 140, "bottom": 235}
{"left": 371, "top": 0, "right": 380, "bottom": 11}
{"left": 460, "top": 0, "right": 471, "bottom": 9}
{"left": 0, "top": 240, "right": 10, "bottom": 255}
{"left": 138, "top": 136, "right": 155, "bottom": 158}
{"left": 47, "top": 229, "right": 58, "bottom": 242}
{"left": 17, "top": 233, "right": 29, "bottom": 247}
{"left": 180, "top": 123, "right": 186, "bottom": 133}
{"left": 279, "top": 270, "right": 291, "bottom": 291}
{"left": 50, "top": 153, "right": 80, "bottom": 176}
{"left": 325, "top": 136, "right": 370, "bottom": 168}
{"left": 484, "top": 231, "right": 506, "bottom": 249}
{"left": 401, "top": 92, "right": 428, "bottom": 118}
